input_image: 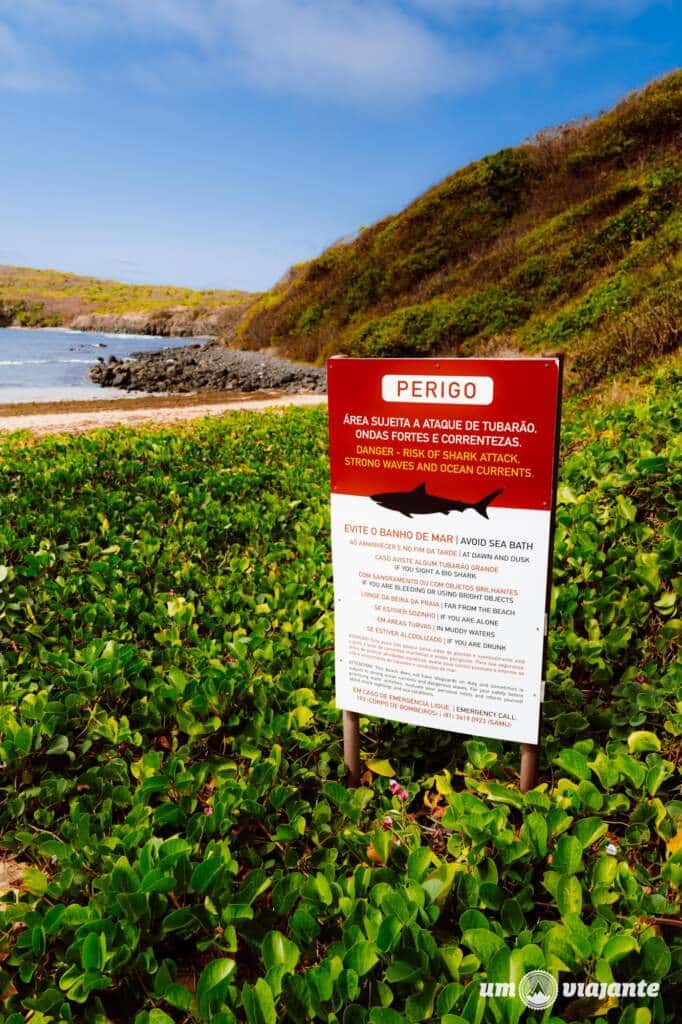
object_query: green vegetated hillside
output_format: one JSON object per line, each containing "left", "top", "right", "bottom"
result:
{"left": 236, "top": 72, "right": 682, "bottom": 389}
{"left": 0, "top": 354, "right": 680, "bottom": 1023}
{"left": 0, "top": 266, "right": 254, "bottom": 336}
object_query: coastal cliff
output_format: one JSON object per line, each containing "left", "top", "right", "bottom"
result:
{"left": 0, "top": 265, "right": 256, "bottom": 338}
{"left": 69, "top": 303, "right": 249, "bottom": 338}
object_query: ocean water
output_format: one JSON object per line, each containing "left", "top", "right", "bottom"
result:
{"left": 0, "top": 327, "right": 192, "bottom": 404}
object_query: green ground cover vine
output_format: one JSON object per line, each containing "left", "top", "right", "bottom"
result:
{"left": 0, "top": 370, "right": 680, "bottom": 1023}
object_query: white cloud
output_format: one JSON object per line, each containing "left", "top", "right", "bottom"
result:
{"left": 222, "top": 0, "right": 492, "bottom": 100}
{"left": 0, "top": 0, "right": 663, "bottom": 101}
{"left": 0, "top": 21, "right": 73, "bottom": 91}
{"left": 409, "top": 0, "right": 657, "bottom": 14}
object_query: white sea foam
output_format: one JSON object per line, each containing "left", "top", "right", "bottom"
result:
{"left": 0, "top": 359, "right": 94, "bottom": 366}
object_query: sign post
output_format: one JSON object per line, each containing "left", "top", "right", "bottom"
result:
{"left": 328, "top": 356, "right": 562, "bottom": 790}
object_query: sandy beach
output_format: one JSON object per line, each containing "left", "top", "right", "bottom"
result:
{"left": 0, "top": 390, "right": 327, "bottom": 437}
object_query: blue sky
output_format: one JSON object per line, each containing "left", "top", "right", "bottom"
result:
{"left": 0, "top": 1, "right": 679, "bottom": 292}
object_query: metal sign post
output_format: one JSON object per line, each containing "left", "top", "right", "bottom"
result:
{"left": 343, "top": 709, "right": 361, "bottom": 787}
{"left": 328, "top": 356, "right": 563, "bottom": 791}
{"left": 519, "top": 353, "right": 564, "bottom": 791}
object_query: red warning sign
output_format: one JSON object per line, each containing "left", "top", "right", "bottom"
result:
{"left": 328, "top": 356, "right": 561, "bottom": 745}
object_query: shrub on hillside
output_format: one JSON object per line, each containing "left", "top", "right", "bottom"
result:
{"left": 349, "top": 289, "right": 533, "bottom": 357}
{"left": 574, "top": 286, "right": 682, "bottom": 388}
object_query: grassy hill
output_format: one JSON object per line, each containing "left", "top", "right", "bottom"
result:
{"left": 0, "top": 266, "right": 255, "bottom": 336}
{"left": 235, "top": 72, "right": 682, "bottom": 390}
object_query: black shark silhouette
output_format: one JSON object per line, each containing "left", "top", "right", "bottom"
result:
{"left": 371, "top": 482, "right": 504, "bottom": 519}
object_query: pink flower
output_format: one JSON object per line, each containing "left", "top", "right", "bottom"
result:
{"left": 382, "top": 816, "right": 393, "bottom": 830}
{"left": 203, "top": 806, "right": 213, "bottom": 816}
{"left": 389, "top": 779, "right": 409, "bottom": 802}
{"left": 168, "top": 589, "right": 175, "bottom": 596}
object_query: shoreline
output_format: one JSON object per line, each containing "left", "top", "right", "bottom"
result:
{"left": 0, "top": 327, "right": 327, "bottom": 434}
{"left": 0, "top": 390, "right": 327, "bottom": 436}
{"left": 4, "top": 324, "right": 212, "bottom": 340}
{"left": 0, "top": 389, "right": 276, "bottom": 417}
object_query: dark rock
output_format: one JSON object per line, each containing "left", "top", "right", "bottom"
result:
{"left": 89, "top": 341, "right": 327, "bottom": 396}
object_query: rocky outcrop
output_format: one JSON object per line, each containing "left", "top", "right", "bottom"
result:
{"left": 0, "top": 301, "right": 15, "bottom": 327}
{"left": 71, "top": 302, "right": 251, "bottom": 338}
{"left": 90, "top": 341, "right": 326, "bottom": 394}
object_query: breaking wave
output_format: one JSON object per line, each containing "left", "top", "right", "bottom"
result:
{"left": 0, "top": 358, "right": 94, "bottom": 366}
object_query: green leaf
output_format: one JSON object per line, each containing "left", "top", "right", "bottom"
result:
{"left": 386, "top": 959, "right": 423, "bottom": 984}
{"left": 654, "top": 590, "right": 677, "bottom": 614}
{"left": 588, "top": 752, "right": 619, "bottom": 789}
{"left": 81, "top": 932, "right": 104, "bottom": 971}
{"left": 163, "top": 984, "right": 193, "bottom": 1012}
{"left": 556, "top": 876, "right": 582, "bottom": 916}
{"left": 407, "top": 847, "right": 432, "bottom": 882}
{"left": 369, "top": 829, "right": 392, "bottom": 865}
{"left": 619, "top": 1011, "right": 652, "bottom": 1024}
{"left": 437, "top": 983, "right": 464, "bottom": 1016}
{"left": 337, "top": 968, "right": 360, "bottom": 1003}
{"left": 552, "top": 836, "right": 583, "bottom": 875}
{"left": 554, "top": 748, "right": 591, "bottom": 781}
{"left": 405, "top": 980, "right": 437, "bottom": 1022}
{"left": 149, "top": 1012, "right": 175, "bottom": 1024}
{"left": 22, "top": 867, "right": 48, "bottom": 897}
{"left": 197, "top": 958, "right": 236, "bottom": 1020}
{"left": 573, "top": 817, "right": 608, "bottom": 849}
{"left": 242, "top": 978, "right": 276, "bottom": 1024}
{"left": 423, "top": 861, "right": 460, "bottom": 905}
{"left": 459, "top": 981, "right": 485, "bottom": 1024}
{"left": 461, "top": 928, "right": 505, "bottom": 962}
{"left": 366, "top": 759, "right": 395, "bottom": 777}
{"left": 576, "top": 780, "right": 603, "bottom": 811}
{"left": 369, "top": 1010, "right": 404, "bottom": 1024}
{"left": 344, "top": 941, "right": 378, "bottom": 977}
{"left": 46, "top": 734, "right": 69, "bottom": 756}
{"left": 476, "top": 782, "right": 524, "bottom": 808}
{"left": 376, "top": 916, "right": 402, "bottom": 953}
{"left": 191, "top": 857, "right": 224, "bottom": 893}
{"left": 162, "top": 908, "right": 201, "bottom": 935}
{"left": 641, "top": 936, "right": 671, "bottom": 980}
{"left": 343, "top": 1006, "right": 369, "bottom": 1024}
{"left": 262, "top": 931, "right": 300, "bottom": 974}
{"left": 314, "top": 873, "right": 333, "bottom": 906}
{"left": 646, "top": 758, "right": 673, "bottom": 796}
{"left": 500, "top": 899, "right": 525, "bottom": 935}
{"left": 464, "top": 740, "right": 497, "bottom": 770}
{"left": 627, "top": 731, "right": 661, "bottom": 754}
{"left": 524, "top": 812, "right": 549, "bottom": 857}
{"left": 440, "top": 944, "right": 463, "bottom": 980}
{"left": 281, "top": 973, "right": 312, "bottom": 1020}
{"left": 557, "top": 484, "right": 577, "bottom": 504}
{"left": 602, "top": 933, "right": 638, "bottom": 963}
